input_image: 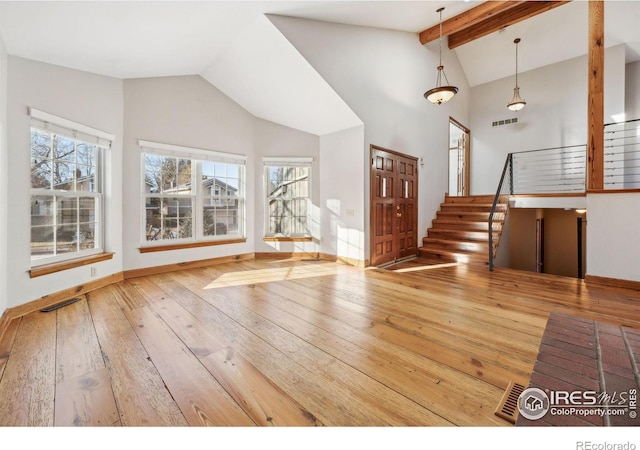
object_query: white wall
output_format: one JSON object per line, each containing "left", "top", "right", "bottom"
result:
{"left": 122, "top": 75, "right": 323, "bottom": 271}
{"left": 6, "top": 56, "right": 124, "bottom": 309}
{"left": 626, "top": 61, "right": 640, "bottom": 120}
{"left": 253, "top": 118, "right": 320, "bottom": 254}
{"left": 0, "top": 35, "right": 8, "bottom": 316}
{"left": 122, "top": 75, "right": 256, "bottom": 271}
{"left": 319, "top": 125, "right": 365, "bottom": 262}
{"left": 270, "top": 16, "right": 470, "bottom": 261}
{"left": 586, "top": 193, "right": 640, "bottom": 282}
{"left": 470, "top": 45, "right": 626, "bottom": 194}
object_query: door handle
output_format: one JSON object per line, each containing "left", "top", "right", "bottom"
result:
{"left": 396, "top": 213, "right": 402, "bottom": 217}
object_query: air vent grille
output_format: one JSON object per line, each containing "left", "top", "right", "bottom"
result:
{"left": 495, "top": 380, "right": 526, "bottom": 423}
{"left": 492, "top": 117, "right": 518, "bottom": 127}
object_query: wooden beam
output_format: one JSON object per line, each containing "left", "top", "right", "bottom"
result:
{"left": 447, "top": 1, "right": 572, "bottom": 49}
{"left": 587, "top": 0, "right": 605, "bottom": 191}
{"left": 419, "top": 1, "right": 523, "bottom": 45}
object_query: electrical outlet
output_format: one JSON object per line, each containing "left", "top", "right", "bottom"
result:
{"left": 90, "top": 266, "right": 97, "bottom": 277}
{"left": 346, "top": 208, "right": 355, "bottom": 217}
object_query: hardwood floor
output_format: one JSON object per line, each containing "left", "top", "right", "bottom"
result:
{"left": 1, "top": 258, "right": 639, "bottom": 427}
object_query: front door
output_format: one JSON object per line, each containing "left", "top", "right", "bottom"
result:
{"left": 370, "top": 146, "right": 418, "bottom": 266}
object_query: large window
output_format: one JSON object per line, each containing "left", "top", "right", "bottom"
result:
{"left": 141, "top": 141, "right": 245, "bottom": 245}
{"left": 30, "top": 109, "right": 112, "bottom": 265}
{"left": 264, "top": 158, "right": 312, "bottom": 237}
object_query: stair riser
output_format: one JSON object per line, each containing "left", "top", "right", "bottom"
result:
{"left": 437, "top": 212, "right": 505, "bottom": 222}
{"left": 426, "top": 230, "right": 497, "bottom": 242}
{"left": 444, "top": 195, "right": 497, "bottom": 204}
{"left": 417, "top": 248, "right": 489, "bottom": 264}
{"left": 431, "top": 220, "right": 501, "bottom": 232}
{"left": 439, "top": 204, "right": 507, "bottom": 213}
{"left": 422, "top": 240, "right": 489, "bottom": 253}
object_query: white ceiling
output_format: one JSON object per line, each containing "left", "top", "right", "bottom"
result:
{"left": 0, "top": 1, "right": 638, "bottom": 134}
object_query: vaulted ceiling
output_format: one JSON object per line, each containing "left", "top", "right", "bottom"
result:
{"left": 0, "top": 1, "right": 638, "bottom": 135}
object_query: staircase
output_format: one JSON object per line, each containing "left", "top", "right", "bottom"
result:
{"left": 418, "top": 194, "right": 508, "bottom": 265}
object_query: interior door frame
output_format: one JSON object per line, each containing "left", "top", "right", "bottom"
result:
{"left": 369, "top": 144, "right": 419, "bottom": 267}
{"left": 448, "top": 117, "right": 471, "bottom": 196}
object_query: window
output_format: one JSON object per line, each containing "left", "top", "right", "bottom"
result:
{"left": 141, "top": 141, "right": 245, "bottom": 245}
{"left": 30, "top": 109, "right": 112, "bottom": 266}
{"left": 264, "top": 158, "right": 312, "bottom": 237}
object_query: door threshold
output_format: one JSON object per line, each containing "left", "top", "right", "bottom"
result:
{"left": 376, "top": 256, "right": 418, "bottom": 270}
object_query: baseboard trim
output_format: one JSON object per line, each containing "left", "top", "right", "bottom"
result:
{"left": 123, "top": 253, "right": 256, "bottom": 279}
{"left": 255, "top": 252, "right": 321, "bottom": 260}
{"left": 0, "top": 310, "right": 12, "bottom": 347}
{"left": 319, "top": 253, "right": 366, "bottom": 268}
{"left": 585, "top": 274, "right": 640, "bottom": 291}
{"left": 0, "top": 272, "right": 125, "bottom": 343}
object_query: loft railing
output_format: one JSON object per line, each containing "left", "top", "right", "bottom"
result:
{"left": 488, "top": 144, "right": 587, "bottom": 271}
{"left": 511, "top": 144, "right": 587, "bottom": 194}
{"left": 604, "top": 118, "right": 640, "bottom": 189}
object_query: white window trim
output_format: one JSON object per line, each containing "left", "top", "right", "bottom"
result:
{"left": 140, "top": 142, "right": 246, "bottom": 247}
{"left": 139, "top": 140, "right": 246, "bottom": 164}
{"left": 30, "top": 108, "right": 114, "bottom": 147}
{"left": 29, "top": 110, "right": 110, "bottom": 267}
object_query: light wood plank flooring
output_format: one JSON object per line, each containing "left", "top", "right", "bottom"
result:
{"left": 1, "top": 258, "right": 639, "bottom": 426}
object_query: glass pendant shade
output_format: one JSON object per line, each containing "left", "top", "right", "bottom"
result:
{"left": 424, "top": 66, "right": 458, "bottom": 104}
{"left": 507, "top": 86, "right": 526, "bottom": 111}
{"left": 424, "top": 7, "right": 457, "bottom": 105}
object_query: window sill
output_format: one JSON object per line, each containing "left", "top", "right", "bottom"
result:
{"left": 29, "top": 252, "right": 115, "bottom": 278}
{"left": 139, "top": 238, "right": 247, "bottom": 253}
{"left": 263, "top": 236, "right": 313, "bottom": 242}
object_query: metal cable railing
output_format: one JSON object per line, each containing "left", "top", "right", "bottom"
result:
{"left": 604, "top": 118, "right": 640, "bottom": 189}
{"left": 511, "top": 145, "right": 586, "bottom": 194}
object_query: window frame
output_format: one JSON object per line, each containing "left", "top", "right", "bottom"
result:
{"left": 29, "top": 109, "right": 111, "bottom": 267}
{"left": 140, "top": 140, "right": 246, "bottom": 249}
{"left": 263, "top": 157, "right": 313, "bottom": 239}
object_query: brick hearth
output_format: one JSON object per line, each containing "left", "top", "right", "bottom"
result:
{"left": 516, "top": 312, "right": 640, "bottom": 426}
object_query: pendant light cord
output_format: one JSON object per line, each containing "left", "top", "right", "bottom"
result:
{"left": 514, "top": 38, "right": 520, "bottom": 89}
{"left": 438, "top": 8, "right": 443, "bottom": 67}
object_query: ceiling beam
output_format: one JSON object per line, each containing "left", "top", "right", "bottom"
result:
{"left": 419, "top": 1, "right": 524, "bottom": 45}
{"left": 447, "top": 1, "right": 572, "bottom": 49}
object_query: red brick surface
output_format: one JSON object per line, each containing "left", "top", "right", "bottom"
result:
{"left": 516, "top": 312, "right": 640, "bottom": 427}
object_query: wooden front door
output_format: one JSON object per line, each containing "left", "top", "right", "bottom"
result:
{"left": 370, "top": 146, "right": 418, "bottom": 266}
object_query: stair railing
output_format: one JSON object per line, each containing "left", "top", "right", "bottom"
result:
{"left": 488, "top": 154, "right": 513, "bottom": 271}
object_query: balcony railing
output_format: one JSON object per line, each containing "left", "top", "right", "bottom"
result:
{"left": 604, "top": 118, "right": 640, "bottom": 189}
{"left": 511, "top": 145, "right": 587, "bottom": 194}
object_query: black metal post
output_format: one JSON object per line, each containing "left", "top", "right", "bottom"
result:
{"left": 577, "top": 217, "right": 584, "bottom": 279}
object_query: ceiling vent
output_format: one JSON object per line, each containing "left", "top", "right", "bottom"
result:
{"left": 492, "top": 117, "right": 518, "bottom": 127}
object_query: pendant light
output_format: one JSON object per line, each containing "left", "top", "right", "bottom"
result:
{"left": 507, "top": 38, "right": 526, "bottom": 111}
{"left": 424, "top": 7, "right": 458, "bottom": 105}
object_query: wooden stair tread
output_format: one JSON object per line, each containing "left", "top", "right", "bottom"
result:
{"left": 444, "top": 194, "right": 496, "bottom": 203}
{"left": 439, "top": 203, "right": 506, "bottom": 211}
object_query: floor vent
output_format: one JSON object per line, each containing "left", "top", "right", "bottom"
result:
{"left": 495, "top": 380, "right": 525, "bottom": 424}
{"left": 40, "top": 297, "right": 81, "bottom": 313}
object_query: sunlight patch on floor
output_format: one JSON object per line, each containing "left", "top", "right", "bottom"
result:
{"left": 203, "top": 262, "right": 341, "bottom": 289}
{"left": 392, "top": 262, "right": 461, "bottom": 273}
